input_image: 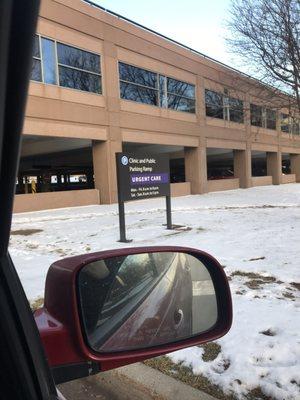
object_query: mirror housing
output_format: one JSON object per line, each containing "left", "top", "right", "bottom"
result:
{"left": 35, "top": 246, "right": 232, "bottom": 384}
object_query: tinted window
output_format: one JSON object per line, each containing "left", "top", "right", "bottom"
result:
{"left": 120, "top": 81, "right": 158, "bottom": 105}
{"left": 41, "top": 38, "right": 57, "bottom": 85}
{"left": 118, "top": 63, "right": 195, "bottom": 113}
{"left": 159, "top": 75, "right": 168, "bottom": 107}
{"left": 31, "top": 35, "right": 42, "bottom": 82}
{"left": 205, "top": 89, "right": 223, "bottom": 119}
{"left": 33, "top": 35, "right": 40, "bottom": 58}
{"left": 266, "top": 109, "right": 276, "bottom": 130}
{"left": 57, "top": 43, "right": 100, "bottom": 73}
{"left": 59, "top": 65, "right": 101, "bottom": 93}
{"left": 167, "top": 78, "right": 195, "bottom": 99}
{"left": 250, "top": 104, "right": 263, "bottom": 127}
{"left": 281, "top": 113, "right": 290, "bottom": 133}
{"left": 168, "top": 95, "right": 195, "bottom": 113}
{"left": 31, "top": 59, "right": 42, "bottom": 82}
{"left": 228, "top": 97, "right": 244, "bottom": 123}
{"left": 291, "top": 120, "right": 300, "bottom": 135}
{"left": 119, "top": 63, "right": 157, "bottom": 88}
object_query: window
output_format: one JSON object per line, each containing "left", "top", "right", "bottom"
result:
{"left": 291, "top": 121, "right": 300, "bottom": 135}
{"left": 205, "top": 90, "right": 244, "bottom": 123}
{"left": 266, "top": 109, "right": 276, "bottom": 130}
{"left": 31, "top": 35, "right": 42, "bottom": 82}
{"left": 251, "top": 105, "right": 277, "bottom": 129}
{"left": 166, "top": 77, "right": 195, "bottom": 113}
{"left": 41, "top": 38, "right": 57, "bottom": 85}
{"left": 205, "top": 90, "right": 223, "bottom": 119}
{"left": 281, "top": 113, "right": 290, "bottom": 133}
{"left": 57, "top": 43, "right": 101, "bottom": 93}
{"left": 228, "top": 97, "right": 244, "bottom": 123}
{"left": 119, "top": 63, "right": 158, "bottom": 106}
{"left": 250, "top": 104, "right": 263, "bottom": 127}
{"left": 30, "top": 35, "right": 102, "bottom": 94}
{"left": 280, "top": 114, "right": 300, "bottom": 135}
{"left": 119, "top": 62, "right": 195, "bottom": 113}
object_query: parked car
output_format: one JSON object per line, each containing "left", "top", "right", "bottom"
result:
{"left": 0, "top": 1, "right": 232, "bottom": 398}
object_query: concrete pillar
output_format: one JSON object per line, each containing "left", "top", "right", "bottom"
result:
{"left": 93, "top": 139, "right": 122, "bottom": 204}
{"left": 184, "top": 145, "right": 207, "bottom": 194}
{"left": 267, "top": 151, "right": 282, "bottom": 184}
{"left": 233, "top": 149, "right": 252, "bottom": 188}
{"left": 291, "top": 154, "right": 300, "bottom": 182}
{"left": 93, "top": 41, "right": 123, "bottom": 204}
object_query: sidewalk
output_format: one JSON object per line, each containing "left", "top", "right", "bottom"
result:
{"left": 58, "top": 362, "right": 217, "bottom": 400}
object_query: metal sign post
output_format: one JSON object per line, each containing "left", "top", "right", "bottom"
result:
{"left": 166, "top": 195, "right": 172, "bottom": 230}
{"left": 116, "top": 153, "right": 172, "bottom": 242}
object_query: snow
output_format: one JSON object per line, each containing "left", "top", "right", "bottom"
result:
{"left": 9, "top": 183, "right": 300, "bottom": 399}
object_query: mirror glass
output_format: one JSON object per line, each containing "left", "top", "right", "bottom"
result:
{"left": 78, "top": 252, "right": 218, "bottom": 352}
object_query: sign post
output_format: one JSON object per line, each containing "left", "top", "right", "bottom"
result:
{"left": 116, "top": 153, "right": 172, "bottom": 242}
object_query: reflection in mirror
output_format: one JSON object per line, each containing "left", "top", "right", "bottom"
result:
{"left": 78, "top": 252, "right": 218, "bottom": 353}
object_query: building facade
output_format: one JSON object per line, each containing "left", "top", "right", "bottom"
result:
{"left": 15, "top": 0, "right": 300, "bottom": 212}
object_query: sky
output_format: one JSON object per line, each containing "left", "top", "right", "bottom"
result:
{"left": 91, "top": 0, "right": 238, "bottom": 68}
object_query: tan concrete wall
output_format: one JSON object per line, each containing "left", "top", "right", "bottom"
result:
{"left": 282, "top": 174, "right": 296, "bottom": 184}
{"left": 13, "top": 189, "right": 100, "bottom": 213}
{"left": 251, "top": 176, "right": 273, "bottom": 187}
{"left": 207, "top": 178, "right": 240, "bottom": 193}
{"left": 170, "top": 182, "right": 191, "bottom": 197}
{"left": 25, "top": 0, "right": 300, "bottom": 154}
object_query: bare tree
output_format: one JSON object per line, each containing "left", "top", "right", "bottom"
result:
{"left": 227, "top": 0, "right": 300, "bottom": 112}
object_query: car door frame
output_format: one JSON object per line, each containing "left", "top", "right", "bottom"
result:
{"left": 0, "top": 1, "right": 59, "bottom": 399}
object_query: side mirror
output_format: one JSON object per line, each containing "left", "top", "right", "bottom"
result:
{"left": 35, "top": 246, "right": 232, "bottom": 384}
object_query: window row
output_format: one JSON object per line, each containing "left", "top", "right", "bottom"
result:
{"left": 250, "top": 104, "right": 276, "bottom": 130}
{"left": 118, "top": 62, "right": 195, "bottom": 113}
{"left": 30, "top": 38, "right": 300, "bottom": 128}
{"left": 31, "top": 35, "right": 102, "bottom": 94}
{"left": 281, "top": 114, "right": 300, "bottom": 135}
{"left": 205, "top": 90, "right": 243, "bottom": 123}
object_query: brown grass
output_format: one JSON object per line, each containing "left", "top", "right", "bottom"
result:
{"left": 11, "top": 228, "right": 43, "bottom": 236}
{"left": 30, "top": 297, "right": 44, "bottom": 311}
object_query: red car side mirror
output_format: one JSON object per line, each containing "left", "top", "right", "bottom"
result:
{"left": 34, "top": 246, "right": 232, "bottom": 384}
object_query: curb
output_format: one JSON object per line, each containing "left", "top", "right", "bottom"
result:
{"left": 108, "top": 362, "right": 218, "bottom": 400}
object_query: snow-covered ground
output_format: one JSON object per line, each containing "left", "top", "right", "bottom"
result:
{"left": 9, "top": 184, "right": 300, "bottom": 400}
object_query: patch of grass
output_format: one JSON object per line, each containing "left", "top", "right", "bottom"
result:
{"left": 290, "top": 282, "right": 300, "bottom": 291}
{"left": 144, "top": 356, "right": 277, "bottom": 400}
{"left": 231, "top": 271, "right": 277, "bottom": 290}
{"left": 54, "top": 248, "right": 67, "bottom": 256}
{"left": 260, "top": 329, "right": 276, "bottom": 337}
{"left": 231, "top": 271, "right": 263, "bottom": 279}
{"left": 282, "top": 291, "right": 295, "bottom": 300}
{"left": 164, "top": 231, "right": 182, "bottom": 237}
{"left": 30, "top": 297, "right": 44, "bottom": 311}
{"left": 200, "top": 342, "right": 222, "bottom": 362}
{"left": 248, "top": 257, "right": 266, "bottom": 262}
{"left": 144, "top": 356, "right": 276, "bottom": 400}
{"left": 196, "top": 227, "right": 206, "bottom": 232}
{"left": 11, "top": 228, "right": 43, "bottom": 236}
{"left": 26, "top": 243, "right": 39, "bottom": 249}
{"left": 245, "top": 280, "right": 267, "bottom": 290}
{"left": 143, "top": 356, "right": 236, "bottom": 400}
{"left": 248, "top": 387, "right": 273, "bottom": 400}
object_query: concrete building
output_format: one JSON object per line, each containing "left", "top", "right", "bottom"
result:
{"left": 14, "top": 0, "right": 300, "bottom": 213}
